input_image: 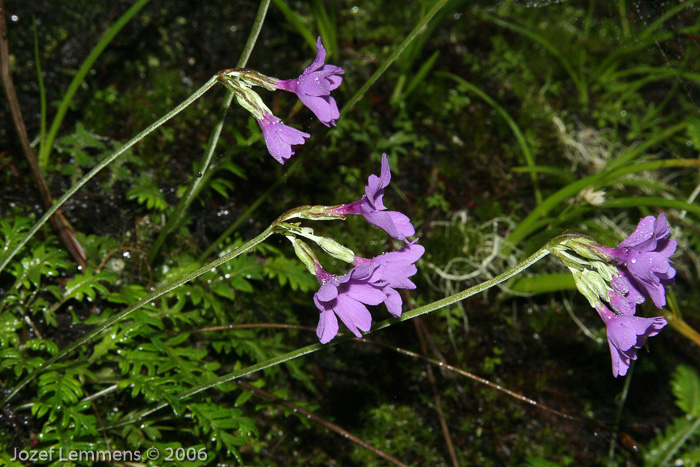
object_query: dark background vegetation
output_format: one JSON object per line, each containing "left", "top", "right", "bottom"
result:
{"left": 2, "top": 0, "right": 700, "bottom": 465}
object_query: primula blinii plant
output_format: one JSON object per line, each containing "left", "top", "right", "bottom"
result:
{"left": 1, "top": 13, "right": 689, "bottom": 463}
{"left": 551, "top": 214, "right": 675, "bottom": 377}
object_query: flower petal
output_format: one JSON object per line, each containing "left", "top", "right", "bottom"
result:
{"left": 335, "top": 295, "right": 372, "bottom": 336}
{"left": 317, "top": 309, "right": 339, "bottom": 344}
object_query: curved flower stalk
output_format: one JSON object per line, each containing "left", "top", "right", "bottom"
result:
{"left": 273, "top": 37, "right": 345, "bottom": 126}
{"left": 313, "top": 242, "right": 424, "bottom": 344}
{"left": 594, "top": 213, "right": 677, "bottom": 308}
{"left": 331, "top": 154, "right": 416, "bottom": 242}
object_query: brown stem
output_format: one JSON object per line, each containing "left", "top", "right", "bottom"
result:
{"left": 0, "top": 0, "right": 86, "bottom": 268}
{"left": 413, "top": 317, "right": 460, "bottom": 467}
{"left": 236, "top": 381, "right": 411, "bottom": 467}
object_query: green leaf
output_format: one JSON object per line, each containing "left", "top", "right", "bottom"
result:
{"left": 127, "top": 177, "right": 168, "bottom": 211}
{"left": 265, "top": 256, "right": 317, "bottom": 292}
{"left": 8, "top": 243, "right": 70, "bottom": 289}
{"left": 63, "top": 268, "right": 116, "bottom": 301}
{"left": 645, "top": 416, "right": 700, "bottom": 466}
{"left": 188, "top": 402, "right": 257, "bottom": 458}
{"left": 673, "top": 365, "right": 700, "bottom": 417}
{"left": 25, "top": 338, "right": 59, "bottom": 356}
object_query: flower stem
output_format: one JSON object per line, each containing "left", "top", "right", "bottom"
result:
{"left": 0, "top": 225, "right": 275, "bottom": 409}
{"left": 340, "top": 0, "right": 449, "bottom": 114}
{"left": 0, "top": 75, "right": 219, "bottom": 276}
{"left": 148, "top": 0, "right": 271, "bottom": 262}
{"left": 112, "top": 238, "right": 556, "bottom": 425}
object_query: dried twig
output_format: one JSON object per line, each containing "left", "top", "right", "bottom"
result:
{"left": 0, "top": 0, "right": 86, "bottom": 268}
{"left": 237, "top": 381, "right": 411, "bottom": 467}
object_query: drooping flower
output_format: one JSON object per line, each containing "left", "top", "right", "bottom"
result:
{"left": 353, "top": 241, "right": 425, "bottom": 317}
{"left": 595, "top": 213, "right": 677, "bottom": 308}
{"left": 313, "top": 264, "right": 386, "bottom": 344}
{"left": 273, "top": 37, "right": 345, "bottom": 126}
{"left": 331, "top": 154, "right": 416, "bottom": 242}
{"left": 256, "top": 111, "right": 310, "bottom": 164}
{"left": 595, "top": 302, "right": 667, "bottom": 377}
{"left": 313, "top": 241, "right": 424, "bottom": 343}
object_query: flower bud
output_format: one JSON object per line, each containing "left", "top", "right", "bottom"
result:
{"left": 286, "top": 236, "right": 319, "bottom": 275}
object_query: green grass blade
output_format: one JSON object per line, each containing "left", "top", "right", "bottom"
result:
{"left": 148, "top": 0, "right": 271, "bottom": 262}
{"left": 271, "top": 0, "right": 316, "bottom": 49}
{"left": 439, "top": 71, "right": 541, "bottom": 204}
{"left": 510, "top": 273, "right": 575, "bottom": 294}
{"left": 311, "top": 0, "right": 337, "bottom": 59}
{"left": 38, "top": 0, "right": 153, "bottom": 168}
{"left": 484, "top": 13, "right": 588, "bottom": 107}
{"left": 505, "top": 158, "right": 700, "bottom": 252}
{"left": 32, "top": 20, "right": 47, "bottom": 152}
{"left": 602, "top": 197, "right": 700, "bottom": 216}
{"left": 341, "top": 0, "right": 450, "bottom": 114}
{"left": 606, "top": 122, "right": 686, "bottom": 171}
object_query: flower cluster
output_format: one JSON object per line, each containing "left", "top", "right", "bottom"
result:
{"left": 312, "top": 156, "right": 422, "bottom": 343}
{"left": 281, "top": 155, "right": 422, "bottom": 343}
{"left": 220, "top": 37, "right": 344, "bottom": 163}
{"left": 562, "top": 214, "right": 675, "bottom": 377}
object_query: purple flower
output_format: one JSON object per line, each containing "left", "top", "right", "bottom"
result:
{"left": 332, "top": 154, "right": 416, "bottom": 242}
{"left": 314, "top": 264, "right": 386, "bottom": 344}
{"left": 595, "top": 303, "right": 667, "bottom": 377}
{"left": 353, "top": 241, "right": 425, "bottom": 317}
{"left": 313, "top": 242, "right": 424, "bottom": 343}
{"left": 256, "top": 111, "right": 310, "bottom": 164}
{"left": 597, "top": 213, "right": 677, "bottom": 308}
{"left": 274, "top": 37, "right": 345, "bottom": 126}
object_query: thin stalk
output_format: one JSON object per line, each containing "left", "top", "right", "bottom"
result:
{"left": 32, "top": 20, "right": 47, "bottom": 152}
{"left": 607, "top": 364, "right": 633, "bottom": 466}
{"left": 37, "top": 0, "right": 154, "bottom": 168}
{"left": 0, "top": 224, "right": 275, "bottom": 408}
{"left": 438, "top": 71, "right": 541, "bottom": 204}
{"left": 115, "top": 239, "right": 554, "bottom": 424}
{"left": 617, "top": 0, "right": 630, "bottom": 39}
{"left": 148, "top": 0, "right": 271, "bottom": 262}
{"left": 340, "top": 0, "right": 449, "bottom": 114}
{"left": 0, "top": 75, "right": 219, "bottom": 276}
{"left": 505, "top": 158, "right": 700, "bottom": 254}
